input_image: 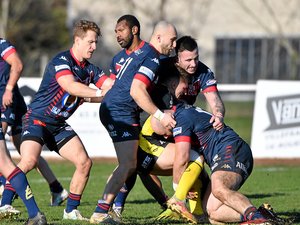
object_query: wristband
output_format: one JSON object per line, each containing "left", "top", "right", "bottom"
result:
{"left": 6, "top": 84, "right": 13, "bottom": 91}
{"left": 95, "top": 89, "right": 102, "bottom": 97}
{"left": 172, "top": 182, "right": 178, "bottom": 191}
{"left": 153, "top": 109, "right": 165, "bottom": 121}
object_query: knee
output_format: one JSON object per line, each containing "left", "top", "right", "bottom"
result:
{"left": 19, "top": 156, "right": 38, "bottom": 173}
{"left": 211, "top": 187, "right": 226, "bottom": 202}
{"left": 76, "top": 157, "right": 92, "bottom": 174}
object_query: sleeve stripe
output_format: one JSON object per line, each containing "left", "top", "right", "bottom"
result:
{"left": 55, "top": 69, "right": 72, "bottom": 80}
{"left": 2, "top": 48, "right": 16, "bottom": 60}
{"left": 174, "top": 136, "right": 191, "bottom": 143}
{"left": 202, "top": 85, "right": 217, "bottom": 93}
{"left": 95, "top": 75, "right": 108, "bottom": 88}
{"left": 134, "top": 73, "right": 151, "bottom": 87}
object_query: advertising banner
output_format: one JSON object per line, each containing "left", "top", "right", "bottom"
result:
{"left": 251, "top": 80, "right": 300, "bottom": 158}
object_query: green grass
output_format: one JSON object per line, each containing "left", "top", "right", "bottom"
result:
{"left": 1, "top": 161, "right": 299, "bottom": 225}
{"left": 2, "top": 101, "right": 299, "bottom": 224}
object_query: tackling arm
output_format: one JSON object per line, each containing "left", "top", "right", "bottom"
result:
{"left": 57, "top": 74, "right": 103, "bottom": 98}
{"left": 203, "top": 91, "right": 225, "bottom": 130}
{"left": 131, "top": 79, "right": 176, "bottom": 128}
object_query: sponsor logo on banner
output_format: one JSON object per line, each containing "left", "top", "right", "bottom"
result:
{"left": 266, "top": 94, "right": 300, "bottom": 130}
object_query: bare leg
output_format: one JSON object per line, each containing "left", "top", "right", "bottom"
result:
{"left": 58, "top": 136, "right": 92, "bottom": 195}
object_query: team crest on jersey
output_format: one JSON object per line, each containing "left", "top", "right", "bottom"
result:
{"left": 173, "top": 127, "right": 182, "bottom": 136}
{"left": 134, "top": 49, "right": 143, "bottom": 56}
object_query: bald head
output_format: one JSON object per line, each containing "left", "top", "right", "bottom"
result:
{"left": 150, "top": 21, "right": 177, "bottom": 56}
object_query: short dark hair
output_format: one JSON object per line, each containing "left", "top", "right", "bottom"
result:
{"left": 175, "top": 36, "right": 198, "bottom": 54}
{"left": 159, "top": 64, "right": 189, "bottom": 87}
{"left": 117, "top": 14, "right": 140, "bottom": 36}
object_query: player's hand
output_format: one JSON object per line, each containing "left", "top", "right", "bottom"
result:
{"left": 2, "top": 89, "right": 13, "bottom": 109}
{"left": 160, "top": 112, "right": 176, "bottom": 129}
{"left": 210, "top": 114, "right": 224, "bottom": 131}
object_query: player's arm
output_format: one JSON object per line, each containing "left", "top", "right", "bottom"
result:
{"left": 203, "top": 90, "right": 225, "bottom": 131}
{"left": 173, "top": 141, "right": 191, "bottom": 186}
{"left": 84, "top": 77, "right": 115, "bottom": 103}
{"left": 150, "top": 111, "right": 173, "bottom": 136}
{"left": 57, "top": 74, "right": 103, "bottom": 98}
{"left": 131, "top": 79, "right": 176, "bottom": 129}
{"left": 2, "top": 51, "right": 23, "bottom": 108}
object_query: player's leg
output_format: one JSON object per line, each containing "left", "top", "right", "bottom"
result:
{"left": 11, "top": 130, "right": 68, "bottom": 206}
{"left": 111, "top": 170, "right": 137, "bottom": 218}
{"left": 2, "top": 139, "right": 47, "bottom": 224}
{"left": 91, "top": 140, "right": 139, "bottom": 224}
{"left": 167, "top": 150, "right": 204, "bottom": 223}
{"left": 58, "top": 135, "right": 92, "bottom": 221}
{"left": 203, "top": 179, "right": 242, "bottom": 223}
{"left": 0, "top": 139, "right": 21, "bottom": 219}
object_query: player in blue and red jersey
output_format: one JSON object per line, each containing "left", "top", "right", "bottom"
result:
{"left": 0, "top": 38, "right": 47, "bottom": 224}
{"left": 90, "top": 16, "right": 177, "bottom": 224}
{"left": 162, "top": 72, "right": 277, "bottom": 225}
{"left": 0, "top": 39, "right": 68, "bottom": 220}
{"left": 10, "top": 20, "right": 114, "bottom": 223}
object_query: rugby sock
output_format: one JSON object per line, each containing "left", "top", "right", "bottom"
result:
{"left": 114, "top": 172, "right": 137, "bottom": 207}
{"left": 0, "top": 174, "right": 6, "bottom": 185}
{"left": 7, "top": 167, "right": 39, "bottom": 218}
{"left": 243, "top": 205, "right": 261, "bottom": 221}
{"left": 95, "top": 199, "right": 110, "bottom": 213}
{"left": 0, "top": 182, "right": 16, "bottom": 206}
{"left": 174, "top": 161, "right": 203, "bottom": 201}
{"left": 188, "top": 178, "right": 203, "bottom": 215}
{"left": 66, "top": 192, "right": 81, "bottom": 213}
{"left": 49, "top": 179, "right": 63, "bottom": 193}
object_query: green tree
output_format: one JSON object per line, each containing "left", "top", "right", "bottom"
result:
{"left": 2, "top": 0, "right": 69, "bottom": 77}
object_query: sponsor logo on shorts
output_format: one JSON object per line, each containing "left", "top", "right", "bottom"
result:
{"left": 9, "top": 113, "right": 15, "bottom": 120}
{"left": 65, "top": 126, "right": 73, "bottom": 131}
{"left": 122, "top": 131, "right": 132, "bottom": 138}
{"left": 108, "top": 124, "right": 114, "bottom": 131}
{"left": 236, "top": 161, "right": 248, "bottom": 174}
{"left": 22, "top": 130, "right": 30, "bottom": 135}
{"left": 211, "top": 162, "right": 218, "bottom": 171}
{"left": 142, "top": 155, "right": 152, "bottom": 169}
{"left": 109, "top": 131, "right": 117, "bottom": 137}
{"left": 213, "top": 154, "right": 220, "bottom": 163}
{"left": 221, "top": 164, "right": 231, "bottom": 169}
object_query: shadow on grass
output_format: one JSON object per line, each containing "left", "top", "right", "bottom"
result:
{"left": 245, "top": 192, "right": 286, "bottom": 199}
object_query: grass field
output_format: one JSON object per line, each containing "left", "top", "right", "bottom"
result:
{"left": 1, "top": 101, "right": 300, "bottom": 224}
{"left": 1, "top": 161, "right": 299, "bottom": 225}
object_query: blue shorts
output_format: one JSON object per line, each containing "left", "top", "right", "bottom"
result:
{"left": 99, "top": 103, "right": 140, "bottom": 142}
{"left": 209, "top": 140, "right": 253, "bottom": 186}
{"left": 1, "top": 86, "right": 27, "bottom": 136}
{"left": 21, "top": 113, "right": 77, "bottom": 153}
